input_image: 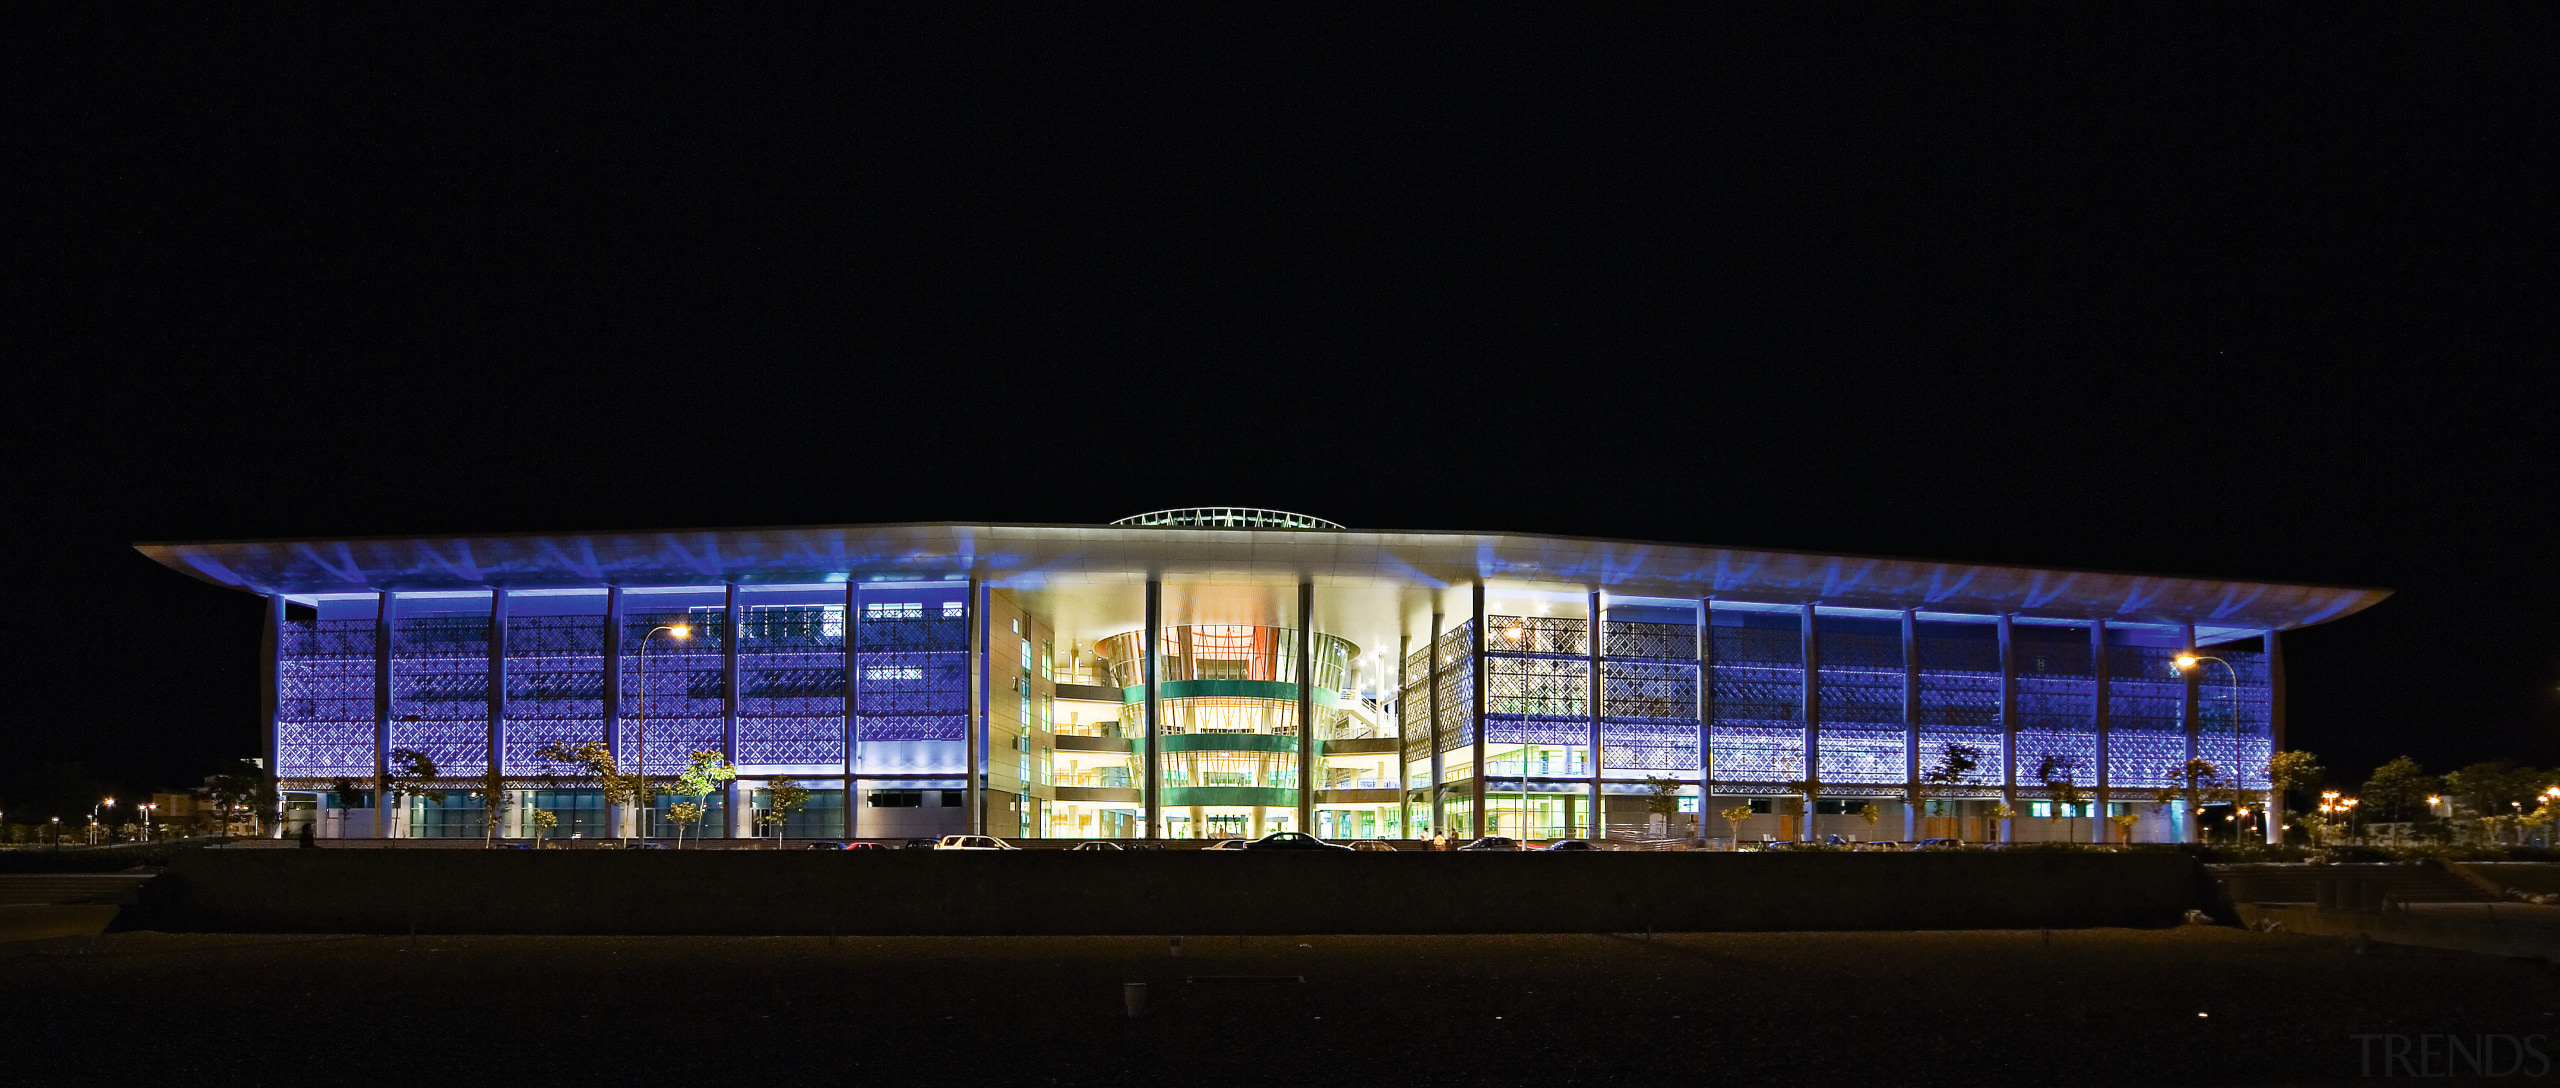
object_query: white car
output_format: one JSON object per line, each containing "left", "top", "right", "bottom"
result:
{"left": 1202, "top": 838, "right": 1251, "bottom": 851}
{"left": 933, "top": 835, "right": 1017, "bottom": 851}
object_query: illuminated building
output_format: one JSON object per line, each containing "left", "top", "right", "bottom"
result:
{"left": 136, "top": 509, "right": 2386, "bottom": 845}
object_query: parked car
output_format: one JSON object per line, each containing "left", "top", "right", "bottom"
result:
{"left": 1068, "top": 841, "right": 1123, "bottom": 852}
{"left": 1348, "top": 839, "right": 1398, "bottom": 852}
{"left": 1912, "top": 838, "right": 1966, "bottom": 850}
{"left": 1542, "top": 839, "right": 1598, "bottom": 851}
{"left": 804, "top": 841, "right": 847, "bottom": 850}
{"left": 845, "top": 842, "right": 893, "bottom": 851}
{"left": 1457, "top": 836, "right": 1521, "bottom": 851}
{"left": 899, "top": 838, "right": 939, "bottom": 850}
{"left": 1202, "top": 838, "right": 1251, "bottom": 851}
{"left": 1242, "top": 831, "right": 1353, "bottom": 852}
{"left": 1854, "top": 840, "right": 1902, "bottom": 851}
{"left": 623, "top": 841, "right": 670, "bottom": 850}
{"left": 934, "top": 835, "right": 1016, "bottom": 851}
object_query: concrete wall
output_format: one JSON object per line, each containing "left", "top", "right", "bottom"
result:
{"left": 147, "top": 849, "right": 2211, "bottom": 936}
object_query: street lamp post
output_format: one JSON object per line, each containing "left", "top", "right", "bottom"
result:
{"left": 90, "top": 797, "right": 114, "bottom": 845}
{"left": 2174, "top": 654, "right": 2249, "bottom": 836}
{"left": 628, "top": 623, "right": 691, "bottom": 843}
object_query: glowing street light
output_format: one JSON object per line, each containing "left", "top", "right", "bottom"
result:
{"left": 628, "top": 622, "right": 692, "bottom": 843}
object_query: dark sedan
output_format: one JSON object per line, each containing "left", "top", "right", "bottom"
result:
{"left": 1240, "top": 831, "right": 1354, "bottom": 852}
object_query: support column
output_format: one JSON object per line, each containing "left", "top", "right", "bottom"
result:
{"left": 1696, "top": 598, "right": 1714, "bottom": 846}
{"left": 723, "top": 584, "right": 743, "bottom": 839}
{"left": 1997, "top": 613, "right": 2017, "bottom": 845}
{"left": 374, "top": 591, "right": 394, "bottom": 839}
{"left": 602, "top": 587, "right": 626, "bottom": 837}
{"left": 1469, "top": 583, "right": 1488, "bottom": 840}
{"left": 2180, "top": 621, "right": 2200, "bottom": 844}
{"left": 1801, "top": 602, "right": 1820, "bottom": 842}
{"left": 843, "top": 581, "right": 860, "bottom": 841}
{"left": 2091, "top": 618, "right": 2111, "bottom": 844}
{"left": 968, "top": 578, "right": 988, "bottom": 836}
{"left": 1296, "top": 579, "right": 1316, "bottom": 834}
{"left": 2265, "top": 628, "right": 2286, "bottom": 844}
{"left": 1587, "top": 589, "right": 1604, "bottom": 843}
{"left": 1396, "top": 633, "right": 1411, "bottom": 839}
{"left": 1141, "top": 579, "right": 1161, "bottom": 839}
{"left": 1902, "top": 608, "right": 1920, "bottom": 842}
{"left": 488, "top": 590, "right": 509, "bottom": 813}
{"left": 262, "top": 595, "right": 284, "bottom": 807}
{"left": 1426, "top": 610, "right": 1444, "bottom": 838}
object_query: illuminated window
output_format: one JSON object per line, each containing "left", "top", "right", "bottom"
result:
{"left": 865, "top": 601, "right": 923, "bottom": 620}
{"left": 942, "top": 601, "right": 965, "bottom": 619}
{"left": 864, "top": 666, "right": 924, "bottom": 682}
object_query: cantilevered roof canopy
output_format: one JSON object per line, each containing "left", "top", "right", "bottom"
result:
{"left": 135, "top": 521, "right": 2388, "bottom": 638}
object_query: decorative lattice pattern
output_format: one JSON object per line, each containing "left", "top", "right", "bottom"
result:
{"left": 617, "top": 611, "right": 725, "bottom": 775}
{"left": 390, "top": 616, "right": 491, "bottom": 778}
{"left": 1710, "top": 626, "right": 1803, "bottom": 782}
{"left": 738, "top": 612, "right": 846, "bottom": 767}
{"left": 1914, "top": 630, "right": 2002, "bottom": 786}
{"left": 854, "top": 614, "right": 967, "bottom": 744}
{"left": 1603, "top": 619, "right": 1694, "bottom": 662}
{"left": 1400, "top": 643, "right": 1433, "bottom": 768}
{"left": 1816, "top": 630, "right": 1903, "bottom": 785}
{"left": 502, "top": 615, "right": 606, "bottom": 775}
{"left": 2015, "top": 627, "right": 2095, "bottom": 789}
{"left": 1601, "top": 658, "right": 1699, "bottom": 774}
{"left": 2106, "top": 644, "right": 2186, "bottom": 789}
{"left": 278, "top": 619, "right": 377, "bottom": 778}
{"left": 1435, "top": 622, "right": 1475, "bottom": 755}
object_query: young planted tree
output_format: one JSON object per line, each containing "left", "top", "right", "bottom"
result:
{"left": 665, "top": 801, "right": 706, "bottom": 845}
{"left": 759, "top": 776, "right": 814, "bottom": 848}
{"left": 382, "top": 748, "right": 438, "bottom": 838}
{"left": 2035, "top": 753, "right": 2089, "bottom": 844}
{"left": 530, "top": 809, "right": 559, "bottom": 848}
{"left": 1782, "top": 760, "right": 1821, "bottom": 842}
{"left": 1719, "top": 805, "right": 1755, "bottom": 852}
{"left": 532, "top": 740, "right": 647, "bottom": 842}
{"left": 469, "top": 761, "right": 514, "bottom": 847}
{"left": 667, "top": 750, "right": 737, "bottom": 849}
{"left": 1641, "top": 775, "right": 1684, "bottom": 838}
{"left": 1854, "top": 802, "right": 1881, "bottom": 840}
{"left": 2266, "top": 750, "right": 2323, "bottom": 838}
{"left": 1921, "top": 743, "right": 1985, "bottom": 844}
{"left": 2108, "top": 812, "right": 2140, "bottom": 845}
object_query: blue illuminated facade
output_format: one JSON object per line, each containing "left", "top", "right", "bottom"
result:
{"left": 142, "top": 510, "right": 2380, "bottom": 845}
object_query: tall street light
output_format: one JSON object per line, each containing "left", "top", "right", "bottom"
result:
{"left": 2174, "top": 653, "right": 2249, "bottom": 837}
{"left": 628, "top": 622, "right": 691, "bottom": 843}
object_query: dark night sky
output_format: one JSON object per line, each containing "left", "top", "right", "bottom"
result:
{"left": 8, "top": 8, "right": 2554, "bottom": 814}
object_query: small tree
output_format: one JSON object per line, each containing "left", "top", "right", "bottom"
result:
{"left": 1719, "top": 805, "right": 1755, "bottom": 852}
{"left": 2360, "top": 756, "right": 2435, "bottom": 823}
{"left": 1921, "top": 743, "right": 1984, "bottom": 844}
{"left": 1986, "top": 802, "right": 2016, "bottom": 838}
{"left": 382, "top": 748, "right": 438, "bottom": 838}
{"left": 468, "top": 763, "right": 514, "bottom": 848}
{"left": 667, "top": 750, "right": 737, "bottom": 849}
{"left": 1854, "top": 802, "right": 1881, "bottom": 839}
{"left": 2035, "top": 753, "right": 2088, "bottom": 844}
{"left": 2108, "top": 812, "right": 2140, "bottom": 845}
{"left": 1782, "top": 759, "right": 1821, "bottom": 842}
{"left": 533, "top": 740, "right": 648, "bottom": 842}
{"left": 2266, "top": 750, "right": 2323, "bottom": 836}
{"left": 758, "top": 777, "right": 814, "bottom": 848}
{"left": 1641, "top": 775, "right": 1683, "bottom": 837}
{"left": 530, "top": 809, "right": 559, "bottom": 848}
{"left": 665, "top": 801, "right": 706, "bottom": 845}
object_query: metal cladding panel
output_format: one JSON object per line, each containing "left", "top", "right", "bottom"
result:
{"left": 278, "top": 618, "right": 376, "bottom": 779}
{"left": 2106, "top": 644, "right": 2187, "bottom": 789}
{"left": 1915, "top": 627, "right": 2003, "bottom": 788}
{"left": 1817, "top": 630, "right": 1904, "bottom": 785}
{"left": 389, "top": 616, "right": 491, "bottom": 778}
{"left": 616, "top": 610, "right": 725, "bottom": 775}
{"left": 138, "top": 523, "right": 2389, "bottom": 634}
{"left": 501, "top": 615, "right": 606, "bottom": 775}
{"left": 1434, "top": 623, "right": 1474, "bottom": 756}
{"left": 1399, "top": 644, "right": 1433, "bottom": 769}
{"left": 2014, "top": 625, "right": 2097, "bottom": 790}
{"left": 737, "top": 607, "right": 846, "bottom": 768}
{"left": 1709, "top": 625, "right": 1803, "bottom": 783}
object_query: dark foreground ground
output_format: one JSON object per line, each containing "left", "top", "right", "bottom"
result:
{"left": 4, "top": 927, "right": 2553, "bottom": 1087}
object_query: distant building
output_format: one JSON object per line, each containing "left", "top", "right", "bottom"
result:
{"left": 138, "top": 509, "right": 2386, "bottom": 845}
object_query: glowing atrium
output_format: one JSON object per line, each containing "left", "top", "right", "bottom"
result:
{"left": 136, "top": 509, "right": 2388, "bottom": 845}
